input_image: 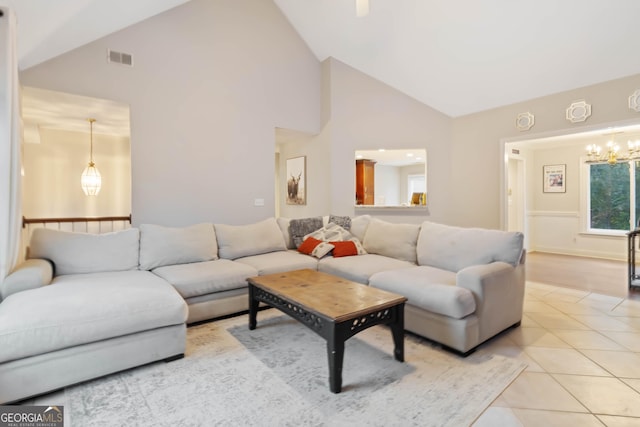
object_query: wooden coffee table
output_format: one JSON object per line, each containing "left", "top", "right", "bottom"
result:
{"left": 247, "top": 269, "right": 407, "bottom": 393}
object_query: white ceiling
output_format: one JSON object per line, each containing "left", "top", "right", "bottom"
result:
{"left": 2, "top": 0, "right": 189, "bottom": 140}
{"left": 356, "top": 149, "right": 425, "bottom": 166}
{"left": 4, "top": 0, "right": 640, "bottom": 124}
{"left": 273, "top": 0, "right": 640, "bottom": 117}
{"left": 4, "top": 0, "right": 191, "bottom": 71}
{"left": 22, "top": 87, "right": 130, "bottom": 144}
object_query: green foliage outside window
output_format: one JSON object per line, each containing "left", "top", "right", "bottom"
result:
{"left": 589, "top": 163, "right": 630, "bottom": 230}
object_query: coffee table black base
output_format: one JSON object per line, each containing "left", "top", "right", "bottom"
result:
{"left": 248, "top": 283, "right": 405, "bottom": 393}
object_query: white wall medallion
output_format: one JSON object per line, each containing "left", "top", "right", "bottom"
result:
{"left": 629, "top": 89, "right": 640, "bottom": 112}
{"left": 566, "top": 100, "right": 591, "bottom": 123}
{"left": 515, "top": 112, "right": 535, "bottom": 131}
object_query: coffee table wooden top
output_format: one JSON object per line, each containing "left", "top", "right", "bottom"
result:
{"left": 247, "top": 269, "right": 407, "bottom": 323}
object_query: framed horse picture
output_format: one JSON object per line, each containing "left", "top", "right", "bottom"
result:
{"left": 286, "top": 156, "right": 306, "bottom": 205}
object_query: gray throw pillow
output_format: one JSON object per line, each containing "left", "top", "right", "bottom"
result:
{"left": 328, "top": 214, "right": 351, "bottom": 230}
{"left": 289, "top": 217, "right": 323, "bottom": 248}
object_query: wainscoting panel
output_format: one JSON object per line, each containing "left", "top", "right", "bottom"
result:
{"left": 528, "top": 211, "right": 627, "bottom": 260}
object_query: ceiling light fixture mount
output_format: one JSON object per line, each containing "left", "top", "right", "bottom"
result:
{"left": 356, "top": 0, "right": 369, "bottom": 17}
{"left": 80, "top": 118, "right": 102, "bottom": 196}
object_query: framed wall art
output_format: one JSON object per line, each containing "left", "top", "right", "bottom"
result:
{"left": 286, "top": 156, "right": 306, "bottom": 205}
{"left": 543, "top": 164, "right": 566, "bottom": 193}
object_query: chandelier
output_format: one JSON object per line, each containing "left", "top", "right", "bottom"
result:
{"left": 585, "top": 134, "right": 640, "bottom": 165}
{"left": 80, "top": 118, "right": 102, "bottom": 195}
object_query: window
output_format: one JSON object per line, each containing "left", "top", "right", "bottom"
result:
{"left": 587, "top": 161, "right": 639, "bottom": 232}
{"left": 407, "top": 174, "right": 425, "bottom": 204}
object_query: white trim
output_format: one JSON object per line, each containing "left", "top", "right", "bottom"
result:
{"left": 527, "top": 211, "right": 579, "bottom": 218}
{"left": 578, "top": 230, "right": 627, "bottom": 238}
{"left": 532, "top": 246, "right": 626, "bottom": 261}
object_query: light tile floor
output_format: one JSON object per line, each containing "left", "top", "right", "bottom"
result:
{"left": 473, "top": 281, "right": 640, "bottom": 426}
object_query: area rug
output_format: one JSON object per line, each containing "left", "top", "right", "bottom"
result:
{"left": 66, "top": 311, "right": 526, "bottom": 426}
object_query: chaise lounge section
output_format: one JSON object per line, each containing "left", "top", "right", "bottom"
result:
{"left": 0, "top": 228, "right": 187, "bottom": 404}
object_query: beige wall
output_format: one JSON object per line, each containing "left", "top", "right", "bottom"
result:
{"left": 277, "top": 130, "right": 331, "bottom": 219}
{"left": 20, "top": 0, "right": 321, "bottom": 226}
{"left": 531, "top": 145, "right": 581, "bottom": 212}
{"left": 452, "top": 74, "right": 640, "bottom": 229}
{"left": 23, "top": 128, "right": 131, "bottom": 218}
{"left": 276, "top": 58, "right": 451, "bottom": 222}
{"left": 19, "top": 0, "right": 640, "bottom": 233}
{"left": 325, "top": 58, "right": 452, "bottom": 224}
{"left": 511, "top": 132, "right": 640, "bottom": 260}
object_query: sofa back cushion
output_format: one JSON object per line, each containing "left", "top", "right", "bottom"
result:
{"left": 362, "top": 218, "right": 420, "bottom": 263}
{"left": 349, "top": 215, "right": 371, "bottom": 242}
{"left": 215, "top": 218, "right": 287, "bottom": 260}
{"left": 276, "top": 217, "right": 295, "bottom": 249}
{"left": 139, "top": 223, "right": 218, "bottom": 270}
{"left": 416, "top": 221, "right": 524, "bottom": 272}
{"left": 29, "top": 228, "right": 140, "bottom": 276}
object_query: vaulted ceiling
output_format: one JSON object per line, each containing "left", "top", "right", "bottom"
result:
{"left": 6, "top": 0, "right": 640, "bottom": 117}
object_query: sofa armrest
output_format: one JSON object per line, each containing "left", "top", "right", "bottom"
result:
{"left": 0, "top": 259, "right": 53, "bottom": 300}
{"left": 456, "top": 261, "right": 525, "bottom": 339}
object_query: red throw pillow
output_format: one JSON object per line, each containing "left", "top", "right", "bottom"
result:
{"left": 331, "top": 240, "right": 358, "bottom": 257}
{"left": 298, "top": 236, "right": 323, "bottom": 255}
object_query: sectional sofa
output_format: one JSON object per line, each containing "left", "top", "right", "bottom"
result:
{"left": 0, "top": 215, "right": 525, "bottom": 403}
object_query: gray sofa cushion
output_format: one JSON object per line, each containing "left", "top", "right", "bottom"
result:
{"left": 152, "top": 259, "right": 257, "bottom": 299}
{"left": 139, "top": 223, "right": 218, "bottom": 270}
{"left": 318, "top": 254, "right": 414, "bottom": 284}
{"left": 369, "top": 267, "right": 476, "bottom": 319}
{"left": 0, "top": 271, "right": 186, "bottom": 363}
{"left": 28, "top": 228, "right": 139, "bottom": 276}
{"left": 235, "top": 250, "right": 318, "bottom": 275}
{"left": 362, "top": 218, "right": 420, "bottom": 263}
{"left": 417, "top": 221, "right": 524, "bottom": 272}
{"left": 215, "top": 218, "right": 287, "bottom": 260}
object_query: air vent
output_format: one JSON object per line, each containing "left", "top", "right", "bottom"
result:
{"left": 107, "top": 49, "right": 133, "bottom": 67}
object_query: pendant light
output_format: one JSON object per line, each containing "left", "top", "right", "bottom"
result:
{"left": 80, "top": 118, "right": 101, "bottom": 195}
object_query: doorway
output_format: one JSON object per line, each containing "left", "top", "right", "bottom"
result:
{"left": 507, "top": 157, "right": 525, "bottom": 232}
{"left": 502, "top": 120, "right": 640, "bottom": 260}
{"left": 21, "top": 86, "right": 131, "bottom": 219}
